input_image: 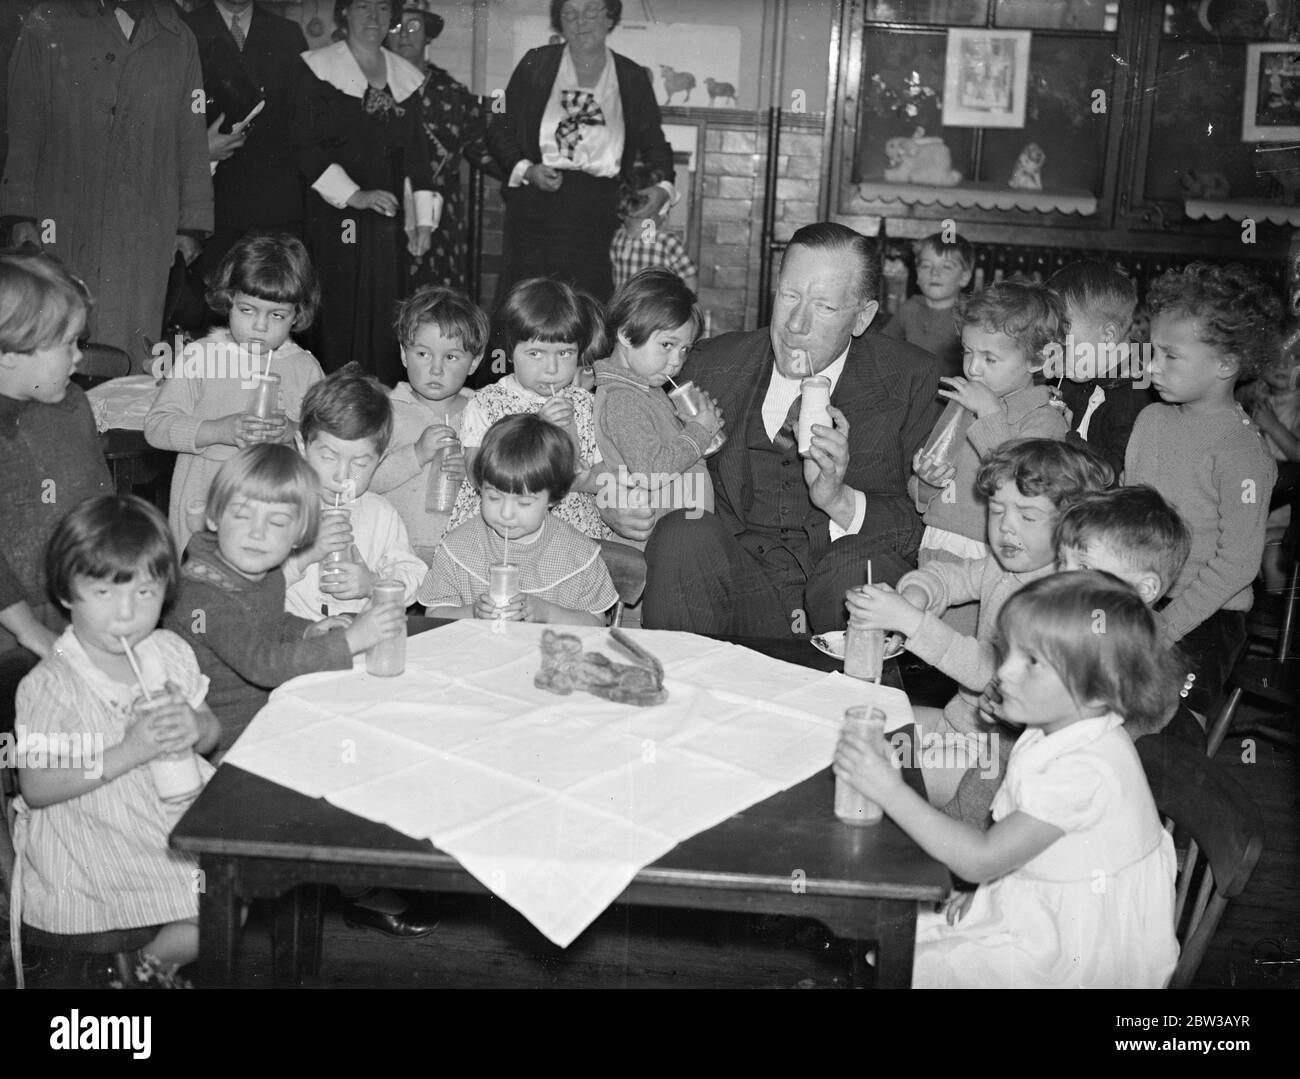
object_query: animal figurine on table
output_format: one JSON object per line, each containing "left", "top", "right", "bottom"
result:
{"left": 883, "top": 128, "right": 962, "bottom": 186}
{"left": 704, "top": 77, "right": 737, "bottom": 107}
{"left": 1179, "top": 168, "right": 1230, "bottom": 200}
{"left": 1009, "top": 143, "right": 1046, "bottom": 190}
{"left": 659, "top": 65, "right": 696, "bottom": 106}
{"left": 534, "top": 628, "right": 668, "bottom": 707}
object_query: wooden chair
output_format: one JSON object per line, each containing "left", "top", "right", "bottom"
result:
{"left": 1136, "top": 736, "right": 1265, "bottom": 989}
{"left": 599, "top": 540, "right": 647, "bottom": 628}
{"left": 1205, "top": 549, "right": 1300, "bottom": 757}
{"left": 70, "top": 341, "right": 131, "bottom": 391}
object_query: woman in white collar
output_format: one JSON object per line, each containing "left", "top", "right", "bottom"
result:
{"left": 488, "top": 0, "right": 676, "bottom": 305}
{"left": 294, "top": 0, "right": 440, "bottom": 385}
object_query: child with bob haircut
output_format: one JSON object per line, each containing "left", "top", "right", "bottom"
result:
{"left": 14, "top": 495, "right": 220, "bottom": 980}
{"left": 836, "top": 570, "right": 1181, "bottom": 989}
{"left": 593, "top": 268, "right": 720, "bottom": 534}
{"left": 283, "top": 364, "right": 427, "bottom": 621}
{"left": 0, "top": 249, "right": 112, "bottom": 662}
{"left": 167, "top": 444, "right": 406, "bottom": 754}
{"left": 1125, "top": 262, "right": 1279, "bottom": 716}
{"left": 912, "top": 279, "right": 1068, "bottom": 583}
{"left": 450, "top": 277, "right": 611, "bottom": 540}
{"left": 418, "top": 413, "right": 618, "bottom": 625}
{"left": 372, "top": 285, "right": 488, "bottom": 563}
{"left": 608, "top": 165, "right": 699, "bottom": 294}
{"left": 1053, "top": 484, "right": 1204, "bottom": 748}
{"left": 850, "top": 438, "right": 1113, "bottom": 818}
{"left": 146, "top": 231, "right": 325, "bottom": 553}
{"left": 1045, "top": 260, "right": 1150, "bottom": 480}
{"left": 881, "top": 231, "right": 974, "bottom": 379}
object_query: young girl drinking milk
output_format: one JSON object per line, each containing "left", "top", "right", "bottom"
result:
{"left": 13, "top": 496, "right": 220, "bottom": 980}
{"left": 448, "top": 277, "right": 611, "bottom": 540}
{"left": 835, "top": 570, "right": 1181, "bottom": 988}
{"left": 167, "top": 444, "right": 407, "bottom": 755}
{"left": 145, "top": 232, "right": 325, "bottom": 554}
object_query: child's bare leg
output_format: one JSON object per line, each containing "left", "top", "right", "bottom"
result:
{"left": 143, "top": 918, "right": 199, "bottom": 969}
{"left": 911, "top": 706, "right": 973, "bottom": 808}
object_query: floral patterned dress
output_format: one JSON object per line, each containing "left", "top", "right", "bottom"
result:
{"left": 408, "top": 64, "right": 494, "bottom": 292}
{"left": 449, "top": 375, "right": 612, "bottom": 541}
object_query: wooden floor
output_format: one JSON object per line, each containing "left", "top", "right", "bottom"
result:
{"left": 210, "top": 699, "right": 1298, "bottom": 991}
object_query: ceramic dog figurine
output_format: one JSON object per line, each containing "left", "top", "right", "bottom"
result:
{"left": 883, "top": 128, "right": 962, "bottom": 186}
{"left": 1009, "top": 143, "right": 1045, "bottom": 190}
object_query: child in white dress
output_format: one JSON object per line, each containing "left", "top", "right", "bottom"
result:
{"left": 145, "top": 232, "right": 325, "bottom": 553}
{"left": 449, "top": 277, "right": 612, "bottom": 540}
{"left": 835, "top": 570, "right": 1180, "bottom": 988}
{"left": 13, "top": 495, "right": 220, "bottom": 981}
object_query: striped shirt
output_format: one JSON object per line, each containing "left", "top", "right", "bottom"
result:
{"left": 16, "top": 628, "right": 213, "bottom": 933}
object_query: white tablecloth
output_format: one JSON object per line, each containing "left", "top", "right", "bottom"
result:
{"left": 222, "top": 621, "right": 913, "bottom": 946}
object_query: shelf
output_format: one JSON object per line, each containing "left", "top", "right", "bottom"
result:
{"left": 854, "top": 181, "right": 1097, "bottom": 216}
{"left": 1183, "top": 198, "right": 1300, "bottom": 228}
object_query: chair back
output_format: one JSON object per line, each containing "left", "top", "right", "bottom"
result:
{"left": 71, "top": 342, "right": 131, "bottom": 389}
{"left": 598, "top": 540, "right": 647, "bottom": 627}
{"left": 1136, "top": 735, "right": 1265, "bottom": 989}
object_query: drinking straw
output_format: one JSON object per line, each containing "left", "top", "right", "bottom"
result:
{"left": 503, "top": 531, "right": 509, "bottom": 568}
{"left": 867, "top": 560, "right": 873, "bottom": 588}
{"left": 263, "top": 347, "right": 273, "bottom": 377}
{"left": 665, "top": 375, "right": 680, "bottom": 390}
{"left": 119, "top": 636, "right": 153, "bottom": 702}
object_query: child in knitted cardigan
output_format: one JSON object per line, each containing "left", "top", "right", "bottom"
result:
{"left": 592, "top": 268, "right": 722, "bottom": 542}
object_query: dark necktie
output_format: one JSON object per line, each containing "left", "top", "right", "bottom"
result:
{"left": 772, "top": 397, "right": 801, "bottom": 453}
{"left": 231, "top": 12, "right": 245, "bottom": 51}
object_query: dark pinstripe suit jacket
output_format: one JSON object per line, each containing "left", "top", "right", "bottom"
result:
{"left": 682, "top": 327, "right": 941, "bottom": 564}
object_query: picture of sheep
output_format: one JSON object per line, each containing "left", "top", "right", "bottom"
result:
{"left": 660, "top": 65, "right": 696, "bottom": 105}
{"left": 704, "top": 77, "right": 737, "bottom": 106}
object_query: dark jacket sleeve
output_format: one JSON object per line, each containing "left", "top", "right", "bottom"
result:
{"left": 293, "top": 58, "right": 336, "bottom": 187}
{"left": 487, "top": 46, "right": 549, "bottom": 177}
{"left": 615, "top": 52, "right": 673, "bottom": 184}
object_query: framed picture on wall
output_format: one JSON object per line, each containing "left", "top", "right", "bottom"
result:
{"left": 1243, "top": 43, "right": 1300, "bottom": 142}
{"left": 941, "top": 29, "right": 1031, "bottom": 129}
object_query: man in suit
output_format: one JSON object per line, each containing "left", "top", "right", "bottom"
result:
{"left": 183, "top": 0, "right": 308, "bottom": 284}
{"left": 641, "top": 222, "right": 941, "bottom": 638}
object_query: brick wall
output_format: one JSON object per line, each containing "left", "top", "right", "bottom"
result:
{"left": 473, "top": 114, "right": 830, "bottom": 334}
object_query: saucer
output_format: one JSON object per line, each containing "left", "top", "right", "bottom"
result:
{"left": 810, "top": 631, "right": 903, "bottom": 661}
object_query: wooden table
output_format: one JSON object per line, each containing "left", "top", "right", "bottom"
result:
{"left": 100, "top": 428, "right": 173, "bottom": 503}
{"left": 171, "top": 623, "right": 951, "bottom": 988}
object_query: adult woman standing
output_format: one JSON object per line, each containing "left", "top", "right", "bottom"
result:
{"left": 295, "top": 0, "right": 438, "bottom": 383}
{"left": 489, "top": 0, "right": 676, "bottom": 304}
{"left": 387, "top": 5, "right": 498, "bottom": 293}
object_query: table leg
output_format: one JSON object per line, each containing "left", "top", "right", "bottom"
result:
{"left": 270, "top": 884, "right": 325, "bottom": 986}
{"left": 874, "top": 899, "right": 918, "bottom": 989}
{"left": 197, "top": 855, "right": 240, "bottom": 986}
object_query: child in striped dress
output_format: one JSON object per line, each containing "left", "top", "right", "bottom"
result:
{"left": 419, "top": 414, "right": 617, "bottom": 624}
{"left": 14, "top": 496, "right": 220, "bottom": 978}
{"left": 448, "top": 277, "right": 612, "bottom": 540}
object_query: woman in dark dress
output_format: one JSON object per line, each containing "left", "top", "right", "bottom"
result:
{"left": 488, "top": 0, "right": 675, "bottom": 304}
{"left": 387, "top": 6, "right": 498, "bottom": 293}
{"left": 295, "top": 0, "right": 436, "bottom": 383}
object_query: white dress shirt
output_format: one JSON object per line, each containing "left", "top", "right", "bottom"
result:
{"left": 760, "top": 346, "right": 867, "bottom": 539}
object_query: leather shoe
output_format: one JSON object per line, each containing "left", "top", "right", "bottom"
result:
{"left": 342, "top": 900, "right": 438, "bottom": 938}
